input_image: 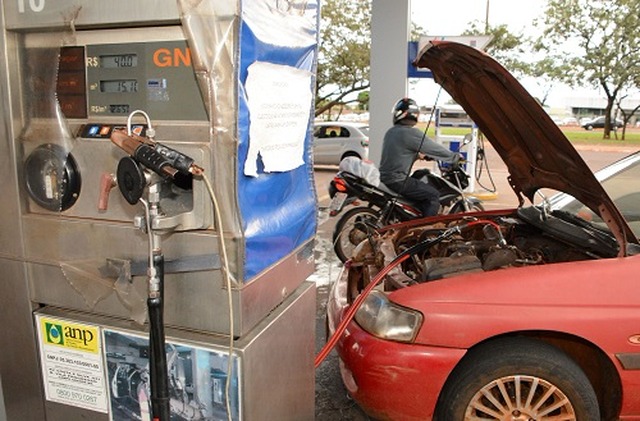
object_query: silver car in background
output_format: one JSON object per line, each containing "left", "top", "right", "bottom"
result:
{"left": 313, "top": 121, "right": 369, "bottom": 165}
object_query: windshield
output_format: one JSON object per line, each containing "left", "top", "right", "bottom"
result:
{"left": 549, "top": 153, "right": 640, "bottom": 237}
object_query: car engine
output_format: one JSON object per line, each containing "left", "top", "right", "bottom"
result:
{"left": 346, "top": 208, "right": 619, "bottom": 295}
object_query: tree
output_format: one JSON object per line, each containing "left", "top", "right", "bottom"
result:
{"left": 316, "top": 0, "right": 423, "bottom": 117}
{"left": 537, "top": 0, "right": 640, "bottom": 139}
{"left": 615, "top": 92, "right": 640, "bottom": 140}
{"left": 315, "top": 0, "right": 371, "bottom": 117}
{"left": 357, "top": 91, "right": 369, "bottom": 111}
{"left": 523, "top": 56, "right": 572, "bottom": 107}
{"left": 463, "top": 22, "right": 529, "bottom": 74}
{"left": 463, "top": 22, "right": 569, "bottom": 107}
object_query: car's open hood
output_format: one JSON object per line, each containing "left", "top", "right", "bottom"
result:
{"left": 414, "top": 40, "right": 637, "bottom": 251}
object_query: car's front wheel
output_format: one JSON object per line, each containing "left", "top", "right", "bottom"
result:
{"left": 435, "top": 337, "right": 600, "bottom": 420}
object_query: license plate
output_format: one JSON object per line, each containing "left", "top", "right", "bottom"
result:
{"left": 329, "top": 192, "right": 348, "bottom": 215}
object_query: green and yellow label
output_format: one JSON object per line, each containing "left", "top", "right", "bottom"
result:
{"left": 40, "top": 317, "right": 99, "bottom": 354}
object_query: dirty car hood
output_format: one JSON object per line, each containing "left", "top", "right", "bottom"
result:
{"left": 414, "top": 40, "right": 636, "bottom": 249}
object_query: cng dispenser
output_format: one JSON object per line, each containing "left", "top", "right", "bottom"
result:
{"left": 0, "top": 1, "right": 319, "bottom": 420}
{"left": 433, "top": 107, "right": 479, "bottom": 193}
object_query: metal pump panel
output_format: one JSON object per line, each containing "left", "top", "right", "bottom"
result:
{"left": 0, "top": 0, "right": 319, "bottom": 419}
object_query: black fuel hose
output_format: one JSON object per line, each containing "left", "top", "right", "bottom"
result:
{"left": 148, "top": 254, "right": 170, "bottom": 421}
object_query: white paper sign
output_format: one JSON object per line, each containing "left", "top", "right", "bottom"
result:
{"left": 244, "top": 61, "right": 313, "bottom": 177}
{"left": 36, "top": 315, "right": 108, "bottom": 413}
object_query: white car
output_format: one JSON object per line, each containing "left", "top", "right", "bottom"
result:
{"left": 312, "top": 122, "right": 369, "bottom": 165}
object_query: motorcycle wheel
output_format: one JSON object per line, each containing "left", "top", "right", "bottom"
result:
{"left": 332, "top": 207, "right": 380, "bottom": 263}
{"left": 450, "top": 199, "right": 485, "bottom": 214}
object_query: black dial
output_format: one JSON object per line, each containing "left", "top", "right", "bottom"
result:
{"left": 24, "top": 144, "right": 81, "bottom": 212}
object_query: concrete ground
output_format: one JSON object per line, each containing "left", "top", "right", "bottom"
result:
{"left": 312, "top": 208, "right": 372, "bottom": 421}
{"left": 311, "top": 144, "right": 636, "bottom": 420}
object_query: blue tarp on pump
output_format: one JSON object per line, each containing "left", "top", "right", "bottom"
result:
{"left": 236, "top": 1, "right": 319, "bottom": 281}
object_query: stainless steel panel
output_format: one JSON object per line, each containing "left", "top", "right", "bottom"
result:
{"left": 0, "top": 375, "right": 7, "bottom": 421}
{"left": 3, "top": 0, "right": 181, "bottom": 30}
{"left": 3, "top": 0, "right": 238, "bottom": 31}
{"left": 238, "top": 282, "right": 316, "bottom": 420}
{"left": 0, "top": 259, "right": 46, "bottom": 420}
{"left": 1, "top": 3, "right": 317, "bottom": 418}
{"left": 0, "top": 7, "right": 22, "bottom": 260}
{"left": 27, "top": 232, "right": 313, "bottom": 336}
{"left": 35, "top": 281, "right": 315, "bottom": 420}
{"left": 9, "top": 24, "right": 313, "bottom": 336}
{"left": 0, "top": 4, "right": 45, "bottom": 419}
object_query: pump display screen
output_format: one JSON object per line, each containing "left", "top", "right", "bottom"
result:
{"left": 100, "top": 80, "right": 139, "bottom": 93}
{"left": 83, "top": 41, "right": 208, "bottom": 121}
{"left": 57, "top": 47, "right": 88, "bottom": 119}
{"left": 109, "top": 104, "right": 130, "bottom": 114}
{"left": 100, "top": 54, "right": 138, "bottom": 68}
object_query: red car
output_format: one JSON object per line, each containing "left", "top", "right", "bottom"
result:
{"left": 327, "top": 41, "right": 640, "bottom": 420}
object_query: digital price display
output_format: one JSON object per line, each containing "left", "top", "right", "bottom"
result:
{"left": 57, "top": 47, "right": 87, "bottom": 119}
{"left": 86, "top": 41, "right": 208, "bottom": 121}
{"left": 109, "top": 104, "right": 130, "bottom": 114}
{"left": 100, "top": 80, "right": 138, "bottom": 93}
{"left": 100, "top": 54, "right": 138, "bottom": 68}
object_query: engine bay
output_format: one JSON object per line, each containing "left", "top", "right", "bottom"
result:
{"left": 346, "top": 207, "right": 620, "bottom": 294}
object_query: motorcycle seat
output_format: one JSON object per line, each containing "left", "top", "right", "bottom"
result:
{"left": 377, "top": 181, "right": 399, "bottom": 196}
{"left": 377, "top": 181, "right": 422, "bottom": 209}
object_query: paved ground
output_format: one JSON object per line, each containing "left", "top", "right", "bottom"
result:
{"left": 311, "top": 144, "right": 635, "bottom": 420}
{"left": 312, "top": 209, "right": 373, "bottom": 421}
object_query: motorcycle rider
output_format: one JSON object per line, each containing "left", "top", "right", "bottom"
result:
{"left": 379, "top": 97, "right": 462, "bottom": 217}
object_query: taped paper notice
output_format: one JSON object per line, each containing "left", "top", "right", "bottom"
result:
{"left": 244, "top": 61, "right": 313, "bottom": 177}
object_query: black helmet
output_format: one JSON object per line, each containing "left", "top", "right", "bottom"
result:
{"left": 392, "top": 97, "right": 419, "bottom": 124}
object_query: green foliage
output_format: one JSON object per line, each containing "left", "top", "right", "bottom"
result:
{"left": 316, "top": 0, "right": 423, "bottom": 117}
{"left": 357, "top": 91, "right": 369, "bottom": 110}
{"left": 462, "top": 23, "right": 528, "bottom": 74}
{"left": 537, "top": 0, "right": 640, "bottom": 138}
{"left": 462, "top": 22, "right": 569, "bottom": 106}
{"left": 316, "top": 0, "right": 371, "bottom": 116}
{"left": 421, "top": 125, "right": 640, "bottom": 144}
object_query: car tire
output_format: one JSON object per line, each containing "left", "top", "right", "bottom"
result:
{"left": 434, "top": 337, "right": 600, "bottom": 420}
{"left": 585, "top": 124, "right": 594, "bottom": 130}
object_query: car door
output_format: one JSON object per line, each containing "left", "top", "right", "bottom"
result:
{"left": 313, "top": 125, "right": 347, "bottom": 165}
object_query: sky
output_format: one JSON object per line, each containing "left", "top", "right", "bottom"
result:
{"left": 407, "top": 0, "right": 602, "bottom": 111}
{"left": 410, "top": 0, "right": 545, "bottom": 38}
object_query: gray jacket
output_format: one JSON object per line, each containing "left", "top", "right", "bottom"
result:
{"left": 379, "top": 124, "right": 458, "bottom": 185}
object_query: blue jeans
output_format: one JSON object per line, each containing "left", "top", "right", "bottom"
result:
{"left": 385, "top": 177, "right": 440, "bottom": 217}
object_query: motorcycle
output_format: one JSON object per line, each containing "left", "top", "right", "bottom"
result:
{"left": 328, "top": 157, "right": 484, "bottom": 263}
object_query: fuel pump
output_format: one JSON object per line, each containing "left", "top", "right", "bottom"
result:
{"left": 0, "top": 1, "right": 319, "bottom": 420}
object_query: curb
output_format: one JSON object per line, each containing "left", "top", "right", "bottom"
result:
{"left": 471, "top": 191, "right": 498, "bottom": 201}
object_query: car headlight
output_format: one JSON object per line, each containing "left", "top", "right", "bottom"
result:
{"left": 354, "top": 291, "right": 423, "bottom": 343}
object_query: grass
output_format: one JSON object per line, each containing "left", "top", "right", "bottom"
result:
{"left": 416, "top": 124, "right": 640, "bottom": 146}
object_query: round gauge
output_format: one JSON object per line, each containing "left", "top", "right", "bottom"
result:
{"left": 117, "top": 156, "right": 146, "bottom": 205}
{"left": 24, "top": 143, "right": 81, "bottom": 212}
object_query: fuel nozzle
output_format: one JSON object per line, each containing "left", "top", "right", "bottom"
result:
{"left": 110, "top": 129, "right": 204, "bottom": 205}
{"left": 110, "top": 129, "right": 204, "bottom": 179}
